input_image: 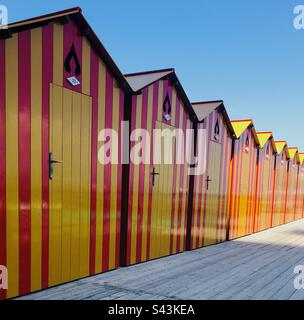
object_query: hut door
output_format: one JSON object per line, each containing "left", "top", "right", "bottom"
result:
{"left": 204, "top": 141, "right": 221, "bottom": 246}
{"left": 49, "top": 84, "right": 92, "bottom": 286}
{"left": 150, "top": 121, "right": 175, "bottom": 259}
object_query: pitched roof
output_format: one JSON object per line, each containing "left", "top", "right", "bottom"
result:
{"left": 0, "top": 7, "right": 132, "bottom": 93}
{"left": 191, "top": 100, "right": 234, "bottom": 136}
{"left": 125, "top": 68, "right": 197, "bottom": 122}
{"left": 298, "top": 153, "right": 304, "bottom": 165}
{"left": 288, "top": 147, "right": 299, "bottom": 162}
{"left": 125, "top": 68, "right": 174, "bottom": 92}
{"left": 231, "top": 119, "right": 260, "bottom": 145}
{"left": 255, "top": 131, "right": 273, "bottom": 148}
{"left": 274, "top": 141, "right": 287, "bottom": 156}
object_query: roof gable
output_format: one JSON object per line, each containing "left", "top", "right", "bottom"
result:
{"left": 299, "top": 153, "right": 304, "bottom": 165}
{"left": 256, "top": 132, "right": 273, "bottom": 149}
{"left": 231, "top": 120, "right": 253, "bottom": 139}
{"left": 192, "top": 100, "right": 234, "bottom": 136}
{"left": 274, "top": 141, "right": 287, "bottom": 156}
{"left": 125, "top": 69, "right": 173, "bottom": 92}
{"left": 288, "top": 147, "right": 299, "bottom": 162}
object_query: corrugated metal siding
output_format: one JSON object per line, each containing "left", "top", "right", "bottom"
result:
{"left": 0, "top": 20, "right": 124, "bottom": 299}
{"left": 190, "top": 111, "right": 232, "bottom": 249}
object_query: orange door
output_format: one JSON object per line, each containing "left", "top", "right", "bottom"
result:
{"left": 49, "top": 84, "right": 92, "bottom": 286}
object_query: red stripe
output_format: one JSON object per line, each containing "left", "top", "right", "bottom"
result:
{"left": 41, "top": 24, "right": 53, "bottom": 289}
{"left": 201, "top": 113, "right": 213, "bottom": 246}
{"left": 115, "top": 90, "right": 124, "bottom": 267}
{"left": 176, "top": 108, "right": 187, "bottom": 252}
{"left": 89, "top": 49, "right": 99, "bottom": 275}
{"left": 195, "top": 122, "right": 205, "bottom": 248}
{"left": 102, "top": 69, "right": 113, "bottom": 271}
{"left": 270, "top": 154, "right": 277, "bottom": 228}
{"left": 0, "top": 39, "right": 6, "bottom": 300}
{"left": 136, "top": 88, "right": 148, "bottom": 263}
{"left": 126, "top": 95, "right": 137, "bottom": 265}
{"left": 294, "top": 164, "right": 299, "bottom": 221}
{"left": 18, "top": 31, "right": 31, "bottom": 296}
{"left": 169, "top": 96, "right": 180, "bottom": 253}
{"left": 63, "top": 21, "right": 82, "bottom": 93}
{"left": 146, "top": 82, "right": 159, "bottom": 260}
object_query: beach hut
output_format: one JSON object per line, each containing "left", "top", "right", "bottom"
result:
{"left": 0, "top": 8, "right": 132, "bottom": 299}
{"left": 284, "top": 147, "right": 300, "bottom": 224}
{"left": 253, "top": 132, "right": 277, "bottom": 232}
{"left": 226, "top": 120, "right": 260, "bottom": 240}
{"left": 121, "top": 69, "right": 197, "bottom": 266}
{"left": 296, "top": 153, "right": 304, "bottom": 220}
{"left": 186, "top": 101, "right": 234, "bottom": 249}
{"left": 271, "top": 141, "right": 289, "bottom": 227}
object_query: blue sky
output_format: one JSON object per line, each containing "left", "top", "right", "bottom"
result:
{"left": 4, "top": 0, "right": 304, "bottom": 149}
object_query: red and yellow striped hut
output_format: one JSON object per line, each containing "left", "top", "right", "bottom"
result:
{"left": 254, "top": 132, "right": 277, "bottom": 233}
{"left": 0, "top": 8, "right": 132, "bottom": 299}
{"left": 296, "top": 153, "right": 304, "bottom": 220}
{"left": 271, "top": 141, "right": 289, "bottom": 227}
{"left": 284, "top": 147, "right": 300, "bottom": 224}
{"left": 121, "top": 69, "right": 197, "bottom": 265}
{"left": 187, "top": 101, "right": 234, "bottom": 249}
{"left": 227, "top": 120, "right": 260, "bottom": 240}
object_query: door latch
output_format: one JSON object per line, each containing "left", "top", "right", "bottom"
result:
{"left": 151, "top": 167, "right": 160, "bottom": 186}
{"left": 49, "top": 152, "right": 63, "bottom": 180}
{"left": 206, "top": 176, "right": 212, "bottom": 190}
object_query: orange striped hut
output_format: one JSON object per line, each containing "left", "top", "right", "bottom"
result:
{"left": 0, "top": 8, "right": 132, "bottom": 299}
{"left": 271, "top": 141, "right": 289, "bottom": 227}
{"left": 296, "top": 153, "right": 304, "bottom": 220}
{"left": 121, "top": 69, "right": 197, "bottom": 266}
{"left": 187, "top": 101, "right": 234, "bottom": 249}
{"left": 284, "top": 147, "right": 300, "bottom": 224}
{"left": 253, "top": 132, "right": 277, "bottom": 233}
{"left": 226, "top": 120, "right": 260, "bottom": 240}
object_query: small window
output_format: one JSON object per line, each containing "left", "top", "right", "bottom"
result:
{"left": 245, "top": 135, "right": 250, "bottom": 153}
{"left": 214, "top": 119, "right": 220, "bottom": 142}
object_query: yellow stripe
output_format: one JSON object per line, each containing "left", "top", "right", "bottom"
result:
{"left": 130, "top": 95, "right": 142, "bottom": 264}
{"left": 49, "top": 84, "right": 63, "bottom": 286}
{"left": 6, "top": 34, "right": 19, "bottom": 298}
{"left": 180, "top": 119, "right": 191, "bottom": 251}
{"left": 109, "top": 81, "right": 120, "bottom": 269}
{"left": 61, "top": 88, "right": 72, "bottom": 283}
{"left": 95, "top": 61, "right": 106, "bottom": 273}
{"left": 30, "top": 27, "right": 42, "bottom": 292}
{"left": 70, "top": 91, "right": 82, "bottom": 280}
{"left": 79, "top": 94, "right": 92, "bottom": 277}
{"left": 141, "top": 86, "right": 153, "bottom": 261}
{"left": 53, "top": 23, "right": 63, "bottom": 86}
{"left": 82, "top": 37, "right": 91, "bottom": 95}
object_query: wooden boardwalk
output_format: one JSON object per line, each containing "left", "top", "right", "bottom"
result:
{"left": 17, "top": 219, "right": 304, "bottom": 300}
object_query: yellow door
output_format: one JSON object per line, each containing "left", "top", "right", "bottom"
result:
{"left": 49, "top": 84, "right": 92, "bottom": 286}
{"left": 150, "top": 121, "right": 175, "bottom": 259}
{"left": 238, "top": 151, "right": 250, "bottom": 237}
{"left": 204, "top": 141, "right": 221, "bottom": 246}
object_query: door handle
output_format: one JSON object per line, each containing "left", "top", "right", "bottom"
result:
{"left": 206, "top": 176, "right": 212, "bottom": 190}
{"left": 49, "top": 152, "right": 63, "bottom": 180}
{"left": 151, "top": 167, "right": 159, "bottom": 186}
